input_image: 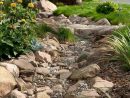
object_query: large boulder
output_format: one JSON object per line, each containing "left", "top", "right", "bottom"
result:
{"left": 0, "top": 66, "right": 16, "bottom": 97}
{"left": 37, "top": 0, "right": 57, "bottom": 12}
{"left": 69, "top": 24, "right": 121, "bottom": 40}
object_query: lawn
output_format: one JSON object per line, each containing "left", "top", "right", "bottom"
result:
{"left": 54, "top": 1, "right": 130, "bottom": 25}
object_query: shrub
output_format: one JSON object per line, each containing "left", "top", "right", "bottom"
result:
{"left": 57, "top": 27, "right": 75, "bottom": 43}
{"left": 109, "top": 27, "right": 130, "bottom": 70}
{"left": 96, "top": 2, "right": 118, "bottom": 14}
{"left": 0, "top": 0, "right": 38, "bottom": 59}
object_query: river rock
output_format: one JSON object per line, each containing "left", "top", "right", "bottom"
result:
{"left": 0, "top": 66, "right": 16, "bottom": 97}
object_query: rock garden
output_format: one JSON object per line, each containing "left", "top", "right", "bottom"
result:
{"left": 0, "top": 0, "right": 130, "bottom": 98}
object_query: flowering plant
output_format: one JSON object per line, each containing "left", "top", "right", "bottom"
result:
{"left": 0, "top": 0, "right": 38, "bottom": 59}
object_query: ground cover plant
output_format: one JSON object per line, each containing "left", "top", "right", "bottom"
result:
{"left": 54, "top": 1, "right": 130, "bottom": 25}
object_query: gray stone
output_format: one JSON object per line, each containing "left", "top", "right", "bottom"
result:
{"left": 96, "top": 18, "right": 111, "bottom": 25}
{"left": 70, "top": 64, "right": 100, "bottom": 80}
{"left": 12, "top": 59, "right": 34, "bottom": 70}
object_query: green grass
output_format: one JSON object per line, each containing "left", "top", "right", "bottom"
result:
{"left": 54, "top": 1, "right": 130, "bottom": 25}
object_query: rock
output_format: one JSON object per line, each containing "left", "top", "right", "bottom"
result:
{"left": 49, "top": 50, "right": 59, "bottom": 57}
{"left": 58, "top": 69, "right": 72, "bottom": 80}
{"left": 38, "top": 0, "right": 57, "bottom": 12}
{"left": 68, "top": 80, "right": 88, "bottom": 93}
{"left": 36, "top": 86, "right": 53, "bottom": 94}
{"left": 10, "top": 89, "right": 26, "bottom": 98}
{"left": 76, "top": 0, "right": 82, "bottom": 4}
{"left": 19, "top": 52, "right": 35, "bottom": 62}
{"left": 69, "top": 24, "right": 120, "bottom": 40}
{"left": 70, "top": 64, "right": 100, "bottom": 80}
{"left": 39, "top": 63, "right": 49, "bottom": 68}
{"left": 52, "top": 84, "right": 63, "bottom": 92}
{"left": 12, "top": 59, "right": 34, "bottom": 70}
{"left": 36, "top": 92, "right": 50, "bottom": 98}
{"left": 0, "top": 62, "right": 19, "bottom": 77}
{"left": 96, "top": 18, "right": 111, "bottom": 25}
{"left": 16, "top": 78, "right": 27, "bottom": 92}
{"left": 69, "top": 15, "right": 89, "bottom": 25}
{"left": 35, "top": 51, "right": 52, "bottom": 63}
{"left": 80, "top": 89, "right": 100, "bottom": 98}
{"left": 93, "top": 77, "right": 114, "bottom": 92}
{"left": 58, "top": 19, "right": 72, "bottom": 25}
{"left": 36, "top": 67, "right": 50, "bottom": 75}
{"left": 0, "top": 66, "right": 16, "bottom": 97}
{"left": 37, "top": 12, "right": 53, "bottom": 18}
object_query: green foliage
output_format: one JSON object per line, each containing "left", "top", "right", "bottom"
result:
{"left": 33, "top": 23, "right": 55, "bottom": 38}
{"left": 109, "top": 27, "right": 130, "bottom": 70}
{"left": 54, "top": 2, "right": 130, "bottom": 25}
{"left": 57, "top": 27, "right": 75, "bottom": 42}
{"left": 0, "top": 0, "right": 38, "bottom": 59}
{"left": 96, "top": 2, "right": 115, "bottom": 14}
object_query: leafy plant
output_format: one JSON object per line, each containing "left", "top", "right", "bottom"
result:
{"left": 109, "top": 27, "right": 130, "bottom": 70}
{"left": 96, "top": 1, "right": 117, "bottom": 14}
{"left": 0, "top": 0, "right": 38, "bottom": 59}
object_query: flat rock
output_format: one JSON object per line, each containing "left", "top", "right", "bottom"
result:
{"left": 12, "top": 59, "right": 34, "bottom": 70}
{"left": 70, "top": 64, "right": 100, "bottom": 80}
{"left": 93, "top": 77, "right": 114, "bottom": 92}
{"left": 0, "top": 66, "right": 16, "bottom": 97}
{"left": 69, "top": 24, "right": 121, "bottom": 39}
{"left": 36, "top": 67, "right": 50, "bottom": 75}
{"left": 80, "top": 89, "right": 100, "bottom": 98}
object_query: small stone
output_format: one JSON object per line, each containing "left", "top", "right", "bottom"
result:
{"left": 10, "top": 89, "right": 26, "bottom": 98}
{"left": 36, "top": 92, "right": 50, "bottom": 98}
{"left": 80, "top": 89, "right": 100, "bottom": 98}
{"left": 52, "top": 84, "right": 63, "bottom": 92}
{"left": 36, "top": 67, "right": 50, "bottom": 75}
{"left": 68, "top": 80, "right": 87, "bottom": 93}
{"left": 58, "top": 69, "right": 72, "bottom": 80}
{"left": 16, "top": 78, "right": 27, "bottom": 92}
{"left": 35, "top": 51, "right": 52, "bottom": 63}
{"left": 36, "top": 86, "right": 53, "bottom": 94}
{"left": 96, "top": 18, "right": 111, "bottom": 25}
{"left": 39, "top": 63, "right": 49, "bottom": 68}
{"left": 93, "top": 77, "right": 114, "bottom": 92}
{"left": 70, "top": 64, "right": 100, "bottom": 80}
